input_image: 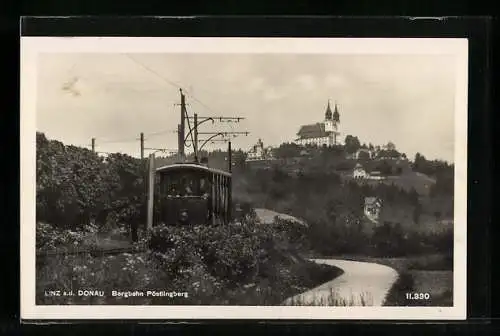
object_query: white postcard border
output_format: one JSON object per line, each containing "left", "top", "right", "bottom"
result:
{"left": 20, "top": 37, "right": 468, "bottom": 320}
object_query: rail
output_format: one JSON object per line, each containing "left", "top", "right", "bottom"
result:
{"left": 36, "top": 246, "right": 146, "bottom": 258}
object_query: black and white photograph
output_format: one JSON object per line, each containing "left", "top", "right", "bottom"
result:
{"left": 21, "top": 37, "right": 468, "bottom": 320}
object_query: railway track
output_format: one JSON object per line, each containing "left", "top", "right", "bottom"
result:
{"left": 36, "top": 246, "right": 147, "bottom": 258}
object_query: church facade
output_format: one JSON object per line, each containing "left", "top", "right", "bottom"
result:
{"left": 295, "top": 100, "right": 342, "bottom": 147}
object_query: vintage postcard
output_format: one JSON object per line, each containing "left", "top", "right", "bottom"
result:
{"left": 21, "top": 37, "right": 468, "bottom": 320}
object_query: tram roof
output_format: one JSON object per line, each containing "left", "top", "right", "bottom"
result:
{"left": 155, "top": 163, "right": 232, "bottom": 177}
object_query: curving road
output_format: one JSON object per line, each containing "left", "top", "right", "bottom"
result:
{"left": 283, "top": 258, "right": 399, "bottom": 306}
{"left": 254, "top": 209, "right": 399, "bottom": 306}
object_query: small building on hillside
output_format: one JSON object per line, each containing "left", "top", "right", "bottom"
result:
{"left": 352, "top": 163, "right": 387, "bottom": 181}
{"left": 353, "top": 163, "right": 368, "bottom": 179}
{"left": 247, "top": 138, "right": 265, "bottom": 161}
{"left": 354, "top": 148, "right": 375, "bottom": 160}
{"left": 247, "top": 139, "right": 275, "bottom": 162}
{"left": 364, "top": 197, "right": 383, "bottom": 224}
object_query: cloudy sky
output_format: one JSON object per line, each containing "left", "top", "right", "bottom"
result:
{"left": 36, "top": 52, "right": 456, "bottom": 162}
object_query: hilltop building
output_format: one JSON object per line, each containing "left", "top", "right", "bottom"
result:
{"left": 246, "top": 138, "right": 274, "bottom": 161}
{"left": 295, "top": 100, "right": 342, "bottom": 147}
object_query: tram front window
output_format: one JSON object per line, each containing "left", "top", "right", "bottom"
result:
{"left": 166, "top": 172, "right": 209, "bottom": 197}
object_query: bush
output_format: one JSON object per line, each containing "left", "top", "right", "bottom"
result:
{"left": 144, "top": 221, "right": 338, "bottom": 305}
{"left": 37, "top": 219, "right": 342, "bottom": 306}
{"left": 36, "top": 221, "right": 99, "bottom": 253}
{"left": 36, "top": 132, "right": 147, "bottom": 232}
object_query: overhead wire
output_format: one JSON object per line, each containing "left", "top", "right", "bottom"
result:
{"left": 124, "top": 53, "right": 183, "bottom": 91}
{"left": 87, "top": 53, "right": 240, "bottom": 154}
{"left": 124, "top": 53, "right": 225, "bottom": 117}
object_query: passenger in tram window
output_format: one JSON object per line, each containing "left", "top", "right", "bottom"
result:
{"left": 200, "top": 178, "right": 210, "bottom": 198}
{"left": 169, "top": 183, "right": 179, "bottom": 197}
{"left": 185, "top": 179, "right": 194, "bottom": 196}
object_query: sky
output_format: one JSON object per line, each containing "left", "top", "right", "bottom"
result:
{"left": 36, "top": 52, "right": 457, "bottom": 162}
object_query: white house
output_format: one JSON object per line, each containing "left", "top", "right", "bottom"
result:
{"left": 247, "top": 138, "right": 265, "bottom": 161}
{"left": 364, "top": 197, "right": 383, "bottom": 224}
{"left": 247, "top": 139, "right": 275, "bottom": 162}
{"left": 353, "top": 163, "right": 368, "bottom": 179}
{"left": 354, "top": 148, "right": 374, "bottom": 160}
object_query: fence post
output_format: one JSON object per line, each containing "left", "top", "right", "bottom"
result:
{"left": 147, "top": 153, "right": 155, "bottom": 231}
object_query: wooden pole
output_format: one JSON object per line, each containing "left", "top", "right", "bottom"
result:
{"left": 177, "top": 124, "right": 182, "bottom": 162}
{"left": 140, "top": 132, "right": 144, "bottom": 159}
{"left": 146, "top": 153, "right": 155, "bottom": 231}
{"left": 228, "top": 140, "right": 232, "bottom": 173}
{"left": 179, "top": 89, "right": 186, "bottom": 159}
{"left": 194, "top": 113, "right": 198, "bottom": 162}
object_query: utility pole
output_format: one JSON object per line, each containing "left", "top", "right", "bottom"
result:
{"left": 179, "top": 92, "right": 247, "bottom": 162}
{"left": 227, "top": 139, "right": 232, "bottom": 222}
{"left": 179, "top": 88, "right": 186, "bottom": 160}
{"left": 146, "top": 153, "right": 155, "bottom": 231}
{"left": 140, "top": 132, "right": 144, "bottom": 159}
{"left": 228, "top": 139, "right": 232, "bottom": 173}
{"left": 177, "top": 124, "right": 183, "bottom": 161}
{"left": 193, "top": 113, "right": 198, "bottom": 162}
{"left": 91, "top": 138, "right": 95, "bottom": 153}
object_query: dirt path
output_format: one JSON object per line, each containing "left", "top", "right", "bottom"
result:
{"left": 283, "top": 258, "right": 399, "bottom": 306}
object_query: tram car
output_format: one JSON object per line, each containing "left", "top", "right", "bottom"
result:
{"left": 154, "top": 163, "right": 232, "bottom": 226}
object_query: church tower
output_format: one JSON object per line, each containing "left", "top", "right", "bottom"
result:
{"left": 333, "top": 102, "right": 340, "bottom": 124}
{"left": 324, "top": 100, "right": 334, "bottom": 133}
{"left": 332, "top": 102, "right": 341, "bottom": 145}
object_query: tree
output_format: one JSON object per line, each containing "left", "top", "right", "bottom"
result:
{"left": 274, "top": 142, "right": 302, "bottom": 159}
{"left": 358, "top": 150, "right": 370, "bottom": 161}
{"left": 376, "top": 160, "right": 393, "bottom": 175}
{"left": 413, "top": 152, "right": 426, "bottom": 172}
{"left": 386, "top": 141, "right": 396, "bottom": 151}
{"left": 344, "top": 135, "right": 361, "bottom": 154}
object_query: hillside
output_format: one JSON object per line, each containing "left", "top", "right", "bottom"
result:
{"left": 233, "top": 143, "right": 453, "bottom": 257}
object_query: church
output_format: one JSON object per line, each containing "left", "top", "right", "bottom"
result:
{"left": 295, "top": 100, "right": 342, "bottom": 147}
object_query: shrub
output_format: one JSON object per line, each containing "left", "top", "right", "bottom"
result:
{"left": 36, "top": 132, "right": 147, "bottom": 232}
